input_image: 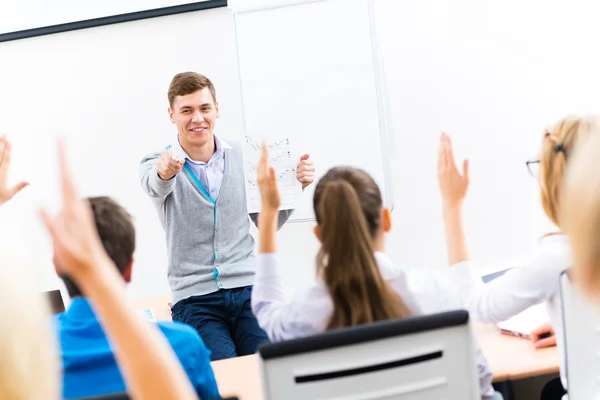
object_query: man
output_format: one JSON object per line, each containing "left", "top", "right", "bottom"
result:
{"left": 53, "top": 196, "right": 220, "bottom": 399}
{"left": 139, "top": 72, "right": 315, "bottom": 360}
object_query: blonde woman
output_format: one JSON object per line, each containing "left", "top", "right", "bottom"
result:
{"left": 437, "top": 115, "right": 600, "bottom": 396}
{"left": 563, "top": 132, "right": 600, "bottom": 303}
{"left": 0, "top": 253, "right": 59, "bottom": 400}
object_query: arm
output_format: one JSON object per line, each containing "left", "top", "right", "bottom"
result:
{"left": 80, "top": 262, "right": 198, "bottom": 400}
{"left": 443, "top": 205, "right": 471, "bottom": 264}
{"left": 444, "top": 249, "right": 566, "bottom": 323}
{"left": 0, "top": 136, "right": 28, "bottom": 206}
{"left": 41, "top": 140, "right": 197, "bottom": 400}
{"left": 437, "top": 133, "right": 471, "bottom": 265}
{"left": 252, "top": 141, "right": 322, "bottom": 341}
{"left": 248, "top": 150, "right": 313, "bottom": 229}
{"left": 139, "top": 149, "right": 184, "bottom": 202}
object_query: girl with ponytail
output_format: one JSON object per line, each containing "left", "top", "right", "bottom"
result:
{"left": 438, "top": 115, "right": 600, "bottom": 396}
{"left": 252, "top": 142, "right": 498, "bottom": 400}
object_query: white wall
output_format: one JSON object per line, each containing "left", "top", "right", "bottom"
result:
{"left": 375, "top": 0, "right": 600, "bottom": 273}
{"left": 2, "top": 0, "right": 600, "bottom": 302}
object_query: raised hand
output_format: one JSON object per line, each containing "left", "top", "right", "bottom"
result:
{"left": 157, "top": 146, "right": 185, "bottom": 181}
{"left": 0, "top": 136, "right": 29, "bottom": 206}
{"left": 257, "top": 141, "right": 281, "bottom": 211}
{"left": 437, "top": 132, "right": 469, "bottom": 209}
{"left": 296, "top": 153, "right": 315, "bottom": 189}
{"left": 39, "top": 139, "right": 112, "bottom": 282}
{"left": 40, "top": 139, "right": 197, "bottom": 400}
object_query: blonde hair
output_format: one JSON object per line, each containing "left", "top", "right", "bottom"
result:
{"left": 539, "top": 115, "right": 600, "bottom": 227}
{"left": 0, "top": 246, "right": 59, "bottom": 399}
{"left": 563, "top": 132, "right": 600, "bottom": 301}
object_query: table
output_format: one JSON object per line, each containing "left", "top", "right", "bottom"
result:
{"left": 132, "top": 295, "right": 560, "bottom": 399}
{"left": 474, "top": 323, "right": 559, "bottom": 381}
{"left": 131, "top": 296, "right": 173, "bottom": 322}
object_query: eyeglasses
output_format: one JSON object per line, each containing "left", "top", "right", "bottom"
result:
{"left": 526, "top": 160, "right": 540, "bottom": 177}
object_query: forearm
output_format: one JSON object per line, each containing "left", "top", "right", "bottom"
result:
{"left": 80, "top": 257, "right": 196, "bottom": 400}
{"left": 259, "top": 209, "right": 279, "bottom": 253}
{"left": 251, "top": 253, "right": 299, "bottom": 342}
{"left": 140, "top": 159, "right": 176, "bottom": 199}
{"left": 443, "top": 205, "right": 471, "bottom": 265}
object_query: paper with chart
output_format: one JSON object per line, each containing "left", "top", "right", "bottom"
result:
{"left": 243, "top": 135, "right": 302, "bottom": 213}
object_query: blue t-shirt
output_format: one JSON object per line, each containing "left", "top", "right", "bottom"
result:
{"left": 54, "top": 298, "right": 220, "bottom": 399}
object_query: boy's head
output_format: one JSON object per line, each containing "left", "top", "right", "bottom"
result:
{"left": 56, "top": 196, "right": 135, "bottom": 298}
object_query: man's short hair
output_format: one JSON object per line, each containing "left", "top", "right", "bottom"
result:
{"left": 167, "top": 72, "right": 217, "bottom": 108}
{"left": 61, "top": 196, "right": 135, "bottom": 298}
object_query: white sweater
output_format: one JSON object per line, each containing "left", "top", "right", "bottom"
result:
{"left": 444, "top": 234, "right": 572, "bottom": 390}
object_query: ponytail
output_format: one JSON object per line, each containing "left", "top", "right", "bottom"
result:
{"left": 316, "top": 180, "right": 411, "bottom": 329}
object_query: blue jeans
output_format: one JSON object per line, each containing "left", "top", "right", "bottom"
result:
{"left": 171, "top": 286, "right": 270, "bottom": 361}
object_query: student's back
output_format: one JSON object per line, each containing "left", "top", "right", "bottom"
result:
{"left": 55, "top": 300, "right": 218, "bottom": 399}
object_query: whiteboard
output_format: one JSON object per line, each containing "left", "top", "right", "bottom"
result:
{"left": 230, "top": 0, "right": 395, "bottom": 222}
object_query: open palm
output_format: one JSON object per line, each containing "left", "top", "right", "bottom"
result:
{"left": 0, "top": 136, "right": 28, "bottom": 206}
{"left": 256, "top": 141, "right": 281, "bottom": 211}
{"left": 39, "top": 140, "right": 112, "bottom": 281}
{"left": 437, "top": 132, "right": 469, "bottom": 208}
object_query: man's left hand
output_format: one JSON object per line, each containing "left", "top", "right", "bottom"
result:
{"left": 296, "top": 154, "right": 315, "bottom": 190}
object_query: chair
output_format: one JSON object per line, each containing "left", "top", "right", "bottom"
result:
{"left": 560, "top": 269, "right": 600, "bottom": 399}
{"left": 257, "top": 310, "right": 481, "bottom": 399}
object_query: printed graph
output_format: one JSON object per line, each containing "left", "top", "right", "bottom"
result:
{"left": 243, "top": 135, "right": 301, "bottom": 213}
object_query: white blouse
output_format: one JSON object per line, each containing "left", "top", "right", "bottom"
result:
{"left": 252, "top": 252, "right": 495, "bottom": 399}
{"left": 444, "top": 234, "right": 572, "bottom": 390}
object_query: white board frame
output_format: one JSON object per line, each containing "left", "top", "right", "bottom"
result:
{"left": 229, "top": 0, "right": 396, "bottom": 222}
{"left": 0, "top": 1, "right": 226, "bottom": 43}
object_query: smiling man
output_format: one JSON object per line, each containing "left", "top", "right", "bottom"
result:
{"left": 139, "top": 72, "right": 315, "bottom": 360}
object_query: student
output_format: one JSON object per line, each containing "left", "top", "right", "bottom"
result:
{"left": 437, "top": 115, "right": 600, "bottom": 397}
{"left": 139, "top": 72, "right": 315, "bottom": 360}
{"left": 53, "top": 196, "right": 219, "bottom": 399}
{"left": 251, "top": 143, "right": 499, "bottom": 400}
{"left": 563, "top": 132, "right": 600, "bottom": 303}
{"left": 1, "top": 138, "right": 198, "bottom": 400}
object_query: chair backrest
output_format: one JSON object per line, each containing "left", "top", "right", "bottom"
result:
{"left": 560, "top": 269, "right": 600, "bottom": 399}
{"left": 43, "top": 289, "right": 65, "bottom": 314}
{"left": 258, "top": 310, "right": 481, "bottom": 400}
